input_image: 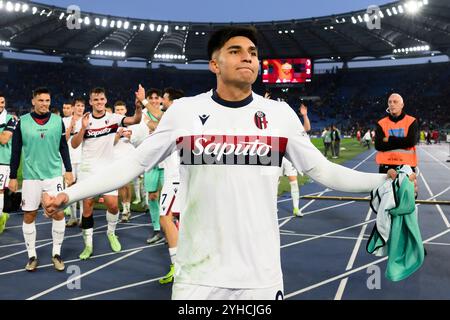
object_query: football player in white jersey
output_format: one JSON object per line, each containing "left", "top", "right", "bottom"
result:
{"left": 43, "top": 27, "right": 416, "bottom": 299}
{"left": 62, "top": 98, "right": 85, "bottom": 227}
{"left": 158, "top": 87, "right": 184, "bottom": 284}
{"left": 70, "top": 87, "right": 142, "bottom": 259}
{"left": 113, "top": 101, "right": 135, "bottom": 222}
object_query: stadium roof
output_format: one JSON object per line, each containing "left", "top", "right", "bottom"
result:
{"left": 0, "top": 0, "right": 449, "bottom": 63}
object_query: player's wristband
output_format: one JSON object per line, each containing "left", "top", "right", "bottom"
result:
{"left": 142, "top": 99, "right": 149, "bottom": 107}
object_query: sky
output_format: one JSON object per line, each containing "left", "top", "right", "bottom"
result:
{"left": 38, "top": 0, "right": 392, "bottom": 22}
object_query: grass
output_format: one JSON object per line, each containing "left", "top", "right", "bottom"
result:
{"left": 278, "top": 138, "right": 371, "bottom": 196}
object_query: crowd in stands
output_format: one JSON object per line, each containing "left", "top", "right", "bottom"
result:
{"left": 1, "top": 58, "right": 449, "bottom": 138}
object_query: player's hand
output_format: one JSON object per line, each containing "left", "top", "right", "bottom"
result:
{"left": 81, "top": 112, "right": 90, "bottom": 129}
{"left": 42, "top": 192, "right": 69, "bottom": 218}
{"left": 299, "top": 104, "right": 308, "bottom": 116}
{"left": 8, "top": 179, "right": 18, "bottom": 193}
{"left": 387, "top": 169, "right": 418, "bottom": 194}
{"left": 122, "top": 130, "right": 132, "bottom": 139}
{"left": 264, "top": 92, "right": 271, "bottom": 99}
{"left": 135, "top": 84, "right": 146, "bottom": 102}
{"left": 64, "top": 172, "right": 74, "bottom": 187}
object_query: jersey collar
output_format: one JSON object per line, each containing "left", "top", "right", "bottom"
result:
{"left": 211, "top": 90, "right": 253, "bottom": 108}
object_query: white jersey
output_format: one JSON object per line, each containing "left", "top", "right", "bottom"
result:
{"left": 63, "top": 116, "right": 83, "bottom": 164}
{"left": 77, "top": 113, "right": 125, "bottom": 171}
{"left": 114, "top": 134, "right": 135, "bottom": 160}
{"left": 280, "top": 157, "right": 298, "bottom": 177}
{"left": 128, "top": 120, "right": 150, "bottom": 148}
{"left": 132, "top": 91, "right": 324, "bottom": 289}
{"left": 159, "top": 151, "right": 180, "bottom": 181}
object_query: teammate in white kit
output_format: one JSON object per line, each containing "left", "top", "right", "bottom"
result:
{"left": 113, "top": 101, "right": 135, "bottom": 222}
{"left": 158, "top": 87, "right": 184, "bottom": 284}
{"left": 62, "top": 98, "right": 85, "bottom": 227}
{"left": 70, "top": 87, "right": 142, "bottom": 260}
{"left": 43, "top": 27, "right": 416, "bottom": 299}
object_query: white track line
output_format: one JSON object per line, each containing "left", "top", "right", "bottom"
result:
{"left": 71, "top": 276, "right": 163, "bottom": 300}
{"left": 280, "top": 232, "right": 369, "bottom": 241}
{"left": 0, "top": 214, "right": 148, "bottom": 260}
{"left": 280, "top": 219, "right": 376, "bottom": 249}
{"left": 420, "top": 147, "right": 450, "bottom": 172}
{"left": 279, "top": 150, "right": 376, "bottom": 229}
{"left": 334, "top": 208, "right": 372, "bottom": 300}
{"left": 0, "top": 222, "right": 150, "bottom": 249}
{"left": 0, "top": 243, "right": 163, "bottom": 276}
{"left": 285, "top": 228, "right": 450, "bottom": 299}
{"left": 27, "top": 249, "right": 142, "bottom": 300}
{"left": 419, "top": 172, "right": 450, "bottom": 228}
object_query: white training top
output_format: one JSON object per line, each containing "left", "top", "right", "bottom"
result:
{"left": 76, "top": 112, "right": 125, "bottom": 171}
{"left": 65, "top": 91, "right": 387, "bottom": 289}
{"left": 63, "top": 116, "right": 83, "bottom": 164}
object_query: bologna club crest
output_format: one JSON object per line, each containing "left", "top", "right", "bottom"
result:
{"left": 254, "top": 111, "right": 268, "bottom": 130}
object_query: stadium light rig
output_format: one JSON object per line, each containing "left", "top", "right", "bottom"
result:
{"left": 0, "top": 40, "right": 11, "bottom": 47}
{"left": 153, "top": 54, "right": 186, "bottom": 61}
{"left": 349, "top": 0, "right": 428, "bottom": 25}
{"left": 393, "top": 45, "right": 430, "bottom": 54}
{"left": 90, "top": 50, "right": 126, "bottom": 58}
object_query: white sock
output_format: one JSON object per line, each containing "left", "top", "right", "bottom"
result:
{"left": 169, "top": 247, "right": 177, "bottom": 264}
{"left": 70, "top": 203, "right": 77, "bottom": 219}
{"left": 0, "top": 193, "right": 4, "bottom": 214}
{"left": 83, "top": 228, "right": 93, "bottom": 247}
{"left": 22, "top": 221, "right": 37, "bottom": 258}
{"left": 121, "top": 202, "right": 127, "bottom": 214}
{"left": 134, "top": 178, "right": 141, "bottom": 200}
{"left": 143, "top": 191, "right": 149, "bottom": 207}
{"left": 52, "top": 219, "right": 65, "bottom": 256}
{"left": 290, "top": 180, "right": 300, "bottom": 210}
{"left": 106, "top": 211, "right": 119, "bottom": 235}
{"left": 79, "top": 201, "right": 84, "bottom": 218}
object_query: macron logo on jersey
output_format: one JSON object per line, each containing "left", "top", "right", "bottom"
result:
{"left": 84, "top": 124, "right": 119, "bottom": 139}
{"left": 176, "top": 135, "right": 287, "bottom": 166}
{"left": 199, "top": 115, "right": 210, "bottom": 126}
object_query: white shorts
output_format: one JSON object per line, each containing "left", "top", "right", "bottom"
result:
{"left": 0, "top": 165, "right": 10, "bottom": 189}
{"left": 78, "top": 168, "right": 118, "bottom": 197}
{"left": 172, "top": 282, "right": 284, "bottom": 300}
{"left": 281, "top": 158, "right": 298, "bottom": 177}
{"left": 22, "top": 177, "right": 64, "bottom": 212}
{"left": 160, "top": 180, "right": 180, "bottom": 216}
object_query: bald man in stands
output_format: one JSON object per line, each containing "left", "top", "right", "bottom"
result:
{"left": 375, "top": 93, "right": 419, "bottom": 173}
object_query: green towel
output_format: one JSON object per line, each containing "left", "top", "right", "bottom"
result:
{"left": 367, "top": 175, "right": 425, "bottom": 281}
{"left": 386, "top": 177, "right": 424, "bottom": 281}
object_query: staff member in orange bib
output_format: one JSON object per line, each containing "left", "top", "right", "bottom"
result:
{"left": 375, "top": 93, "right": 418, "bottom": 174}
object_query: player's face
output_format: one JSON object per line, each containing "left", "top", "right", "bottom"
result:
{"left": 210, "top": 36, "right": 259, "bottom": 87}
{"left": 32, "top": 93, "right": 51, "bottom": 115}
{"left": 162, "top": 93, "right": 172, "bottom": 109}
{"left": 62, "top": 103, "right": 73, "bottom": 117}
{"left": 90, "top": 92, "right": 107, "bottom": 113}
{"left": 0, "top": 97, "right": 5, "bottom": 113}
{"left": 114, "top": 105, "right": 127, "bottom": 115}
{"left": 148, "top": 93, "right": 161, "bottom": 108}
{"left": 74, "top": 102, "right": 85, "bottom": 116}
{"left": 387, "top": 94, "right": 404, "bottom": 117}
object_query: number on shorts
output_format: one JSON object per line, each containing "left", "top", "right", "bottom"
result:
{"left": 57, "top": 183, "right": 63, "bottom": 192}
{"left": 0, "top": 174, "right": 4, "bottom": 184}
{"left": 161, "top": 193, "right": 167, "bottom": 205}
